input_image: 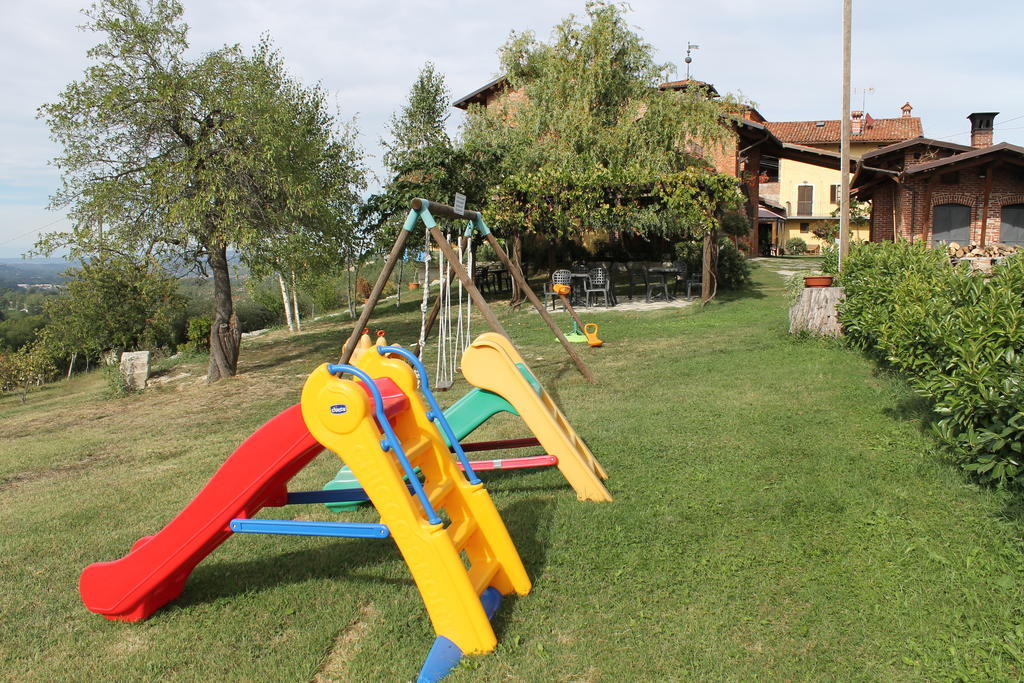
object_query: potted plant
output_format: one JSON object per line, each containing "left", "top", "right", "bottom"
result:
{"left": 803, "top": 274, "right": 834, "bottom": 288}
{"left": 408, "top": 281, "right": 420, "bottom": 291}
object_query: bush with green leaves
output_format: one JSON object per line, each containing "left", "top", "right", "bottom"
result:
{"left": 179, "top": 316, "right": 212, "bottom": 353}
{"left": 840, "top": 241, "right": 1024, "bottom": 488}
{"left": 674, "top": 236, "right": 752, "bottom": 291}
{"left": 0, "top": 344, "right": 54, "bottom": 403}
{"left": 821, "top": 245, "right": 839, "bottom": 275}
{"left": 785, "top": 237, "right": 808, "bottom": 255}
{"left": 839, "top": 240, "right": 947, "bottom": 351}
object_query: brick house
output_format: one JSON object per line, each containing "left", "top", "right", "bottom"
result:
{"left": 453, "top": 76, "right": 847, "bottom": 254}
{"left": 852, "top": 113, "right": 1024, "bottom": 246}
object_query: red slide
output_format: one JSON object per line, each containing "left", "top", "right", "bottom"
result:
{"left": 79, "top": 404, "right": 323, "bottom": 621}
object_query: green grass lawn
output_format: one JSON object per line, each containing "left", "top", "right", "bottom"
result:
{"left": 3, "top": 260, "right": 1024, "bottom": 681}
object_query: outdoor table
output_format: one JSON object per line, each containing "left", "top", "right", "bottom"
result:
{"left": 647, "top": 266, "right": 679, "bottom": 301}
{"left": 569, "top": 272, "right": 590, "bottom": 305}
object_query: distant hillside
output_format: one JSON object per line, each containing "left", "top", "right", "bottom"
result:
{"left": 0, "top": 252, "right": 248, "bottom": 290}
{"left": 0, "top": 259, "right": 71, "bottom": 289}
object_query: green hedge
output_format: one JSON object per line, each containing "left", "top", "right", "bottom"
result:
{"left": 840, "top": 241, "right": 1024, "bottom": 488}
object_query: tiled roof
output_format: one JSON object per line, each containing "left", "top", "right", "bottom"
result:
{"left": 658, "top": 79, "right": 720, "bottom": 97}
{"left": 765, "top": 116, "right": 922, "bottom": 144}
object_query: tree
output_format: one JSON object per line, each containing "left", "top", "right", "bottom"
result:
{"left": 814, "top": 198, "right": 870, "bottom": 242}
{"left": 37, "top": 255, "right": 185, "bottom": 367}
{"left": 460, "top": 1, "right": 744, "bottom": 244}
{"left": 0, "top": 345, "right": 53, "bottom": 404}
{"left": 37, "top": 0, "right": 365, "bottom": 380}
{"left": 365, "top": 64, "right": 462, "bottom": 246}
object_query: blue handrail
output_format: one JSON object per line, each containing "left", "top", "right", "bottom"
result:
{"left": 376, "top": 345, "right": 482, "bottom": 485}
{"left": 325, "top": 363, "right": 441, "bottom": 525}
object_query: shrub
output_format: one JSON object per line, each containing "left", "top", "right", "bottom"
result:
{"left": 355, "top": 276, "right": 372, "bottom": 300}
{"left": 102, "top": 363, "right": 134, "bottom": 398}
{"left": 674, "top": 236, "right": 752, "bottom": 291}
{"left": 178, "top": 315, "right": 212, "bottom": 352}
{"left": 841, "top": 241, "right": 1024, "bottom": 488}
{"left": 821, "top": 245, "right": 839, "bottom": 275}
{"left": 785, "top": 237, "right": 807, "bottom": 255}
{"left": 839, "top": 240, "right": 947, "bottom": 351}
{"left": 234, "top": 301, "right": 278, "bottom": 332}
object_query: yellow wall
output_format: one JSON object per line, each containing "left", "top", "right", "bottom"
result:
{"left": 776, "top": 142, "right": 876, "bottom": 250}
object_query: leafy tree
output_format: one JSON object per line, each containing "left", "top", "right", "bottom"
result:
{"left": 0, "top": 315, "right": 47, "bottom": 351}
{"left": 37, "top": 0, "right": 365, "bottom": 380}
{"left": 362, "top": 63, "right": 464, "bottom": 251}
{"left": 814, "top": 198, "right": 870, "bottom": 242}
{"left": 36, "top": 255, "right": 185, "bottom": 365}
{"left": 460, "top": 1, "right": 744, "bottom": 243}
{"left": 0, "top": 345, "right": 53, "bottom": 404}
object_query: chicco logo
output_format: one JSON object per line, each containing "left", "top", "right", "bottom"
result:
{"left": 329, "top": 404, "right": 348, "bottom": 415}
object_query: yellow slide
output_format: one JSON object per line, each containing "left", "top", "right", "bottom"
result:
{"left": 460, "top": 333, "right": 612, "bottom": 502}
{"left": 301, "top": 348, "right": 530, "bottom": 656}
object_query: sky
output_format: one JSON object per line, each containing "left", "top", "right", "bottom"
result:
{"left": 1, "top": 0, "right": 1023, "bottom": 258}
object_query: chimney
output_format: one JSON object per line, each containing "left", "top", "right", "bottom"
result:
{"left": 851, "top": 110, "right": 864, "bottom": 135}
{"left": 968, "top": 112, "right": 998, "bottom": 148}
{"left": 901, "top": 102, "right": 913, "bottom": 118}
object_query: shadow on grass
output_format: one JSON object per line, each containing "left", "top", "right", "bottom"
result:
{"left": 172, "top": 531, "right": 411, "bottom": 613}
{"left": 488, "top": 495, "right": 555, "bottom": 639}
{"left": 172, "top": 490, "right": 555, "bottom": 617}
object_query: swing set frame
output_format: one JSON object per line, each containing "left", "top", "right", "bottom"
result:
{"left": 339, "top": 198, "right": 596, "bottom": 383}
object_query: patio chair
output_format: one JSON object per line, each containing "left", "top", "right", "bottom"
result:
{"left": 686, "top": 268, "right": 703, "bottom": 298}
{"left": 544, "top": 269, "right": 573, "bottom": 310}
{"left": 643, "top": 266, "right": 671, "bottom": 302}
{"left": 585, "top": 267, "right": 613, "bottom": 307}
{"left": 474, "top": 266, "right": 493, "bottom": 294}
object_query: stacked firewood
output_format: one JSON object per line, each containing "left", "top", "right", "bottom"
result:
{"left": 946, "top": 242, "right": 1021, "bottom": 272}
{"left": 946, "top": 242, "right": 1022, "bottom": 259}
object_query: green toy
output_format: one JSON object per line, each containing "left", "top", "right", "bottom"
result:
{"left": 563, "top": 320, "right": 589, "bottom": 343}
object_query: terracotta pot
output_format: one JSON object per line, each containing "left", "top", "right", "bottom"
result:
{"left": 408, "top": 282, "right": 420, "bottom": 290}
{"left": 804, "top": 276, "right": 834, "bottom": 288}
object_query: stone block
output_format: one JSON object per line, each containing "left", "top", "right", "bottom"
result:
{"left": 120, "top": 351, "right": 151, "bottom": 390}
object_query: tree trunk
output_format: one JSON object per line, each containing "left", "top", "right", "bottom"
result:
{"left": 279, "top": 273, "right": 294, "bottom": 332}
{"left": 789, "top": 286, "right": 845, "bottom": 336}
{"left": 701, "top": 230, "right": 717, "bottom": 304}
{"left": 67, "top": 352, "right": 77, "bottom": 380}
{"left": 290, "top": 271, "right": 301, "bottom": 332}
{"left": 207, "top": 242, "right": 241, "bottom": 381}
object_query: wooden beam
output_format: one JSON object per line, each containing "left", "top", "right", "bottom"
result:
{"left": 980, "top": 165, "right": 994, "bottom": 246}
{"left": 410, "top": 197, "right": 482, "bottom": 222}
{"left": 921, "top": 175, "right": 939, "bottom": 240}
{"left": 339, "top": 228, "right": 411, "bottom": 364}
{"left": 429, "top": 227, "right": 510, "bottom": 340}
{"left": 482, "top": 231, "right": 596, "bottom": 384}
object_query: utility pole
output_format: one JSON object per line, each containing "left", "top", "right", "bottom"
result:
{"left": 839, "top": 0, "right": 852, "bottom": 270}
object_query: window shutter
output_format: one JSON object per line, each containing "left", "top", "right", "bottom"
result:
{"left": 830, "top": 184, "right": 839, "bottom": 203}
{"left": 798, "top": 185, "right": 813, "bottom": 215}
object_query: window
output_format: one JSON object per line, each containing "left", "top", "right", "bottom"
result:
{"left": 800, "top": 222, "right": 810, "bottom": 233}
{"left": 760, "top": 156, "right": 779, "bottom": 183}
{"left": 797, "top": 185, "right": 813, "bottom": 216}
{"left": 830, "top": 184, "right": 841, "bottom": 204}
{"left": 1001, "top": 204, "right": 1024, "bottom": 245}
{"left": 932, "top": 203, "right": 971, "bottom": 244}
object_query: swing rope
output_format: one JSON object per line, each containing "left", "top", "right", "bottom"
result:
{"left": 416, "top": 224, "right": 431, "bottom": 355}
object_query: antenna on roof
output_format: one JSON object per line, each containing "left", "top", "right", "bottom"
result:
{"left": 856, "top": 86, "right": 875, "bottom": 112}
{"left": 684, "top": 42, "right": 699, "bottom": 80}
